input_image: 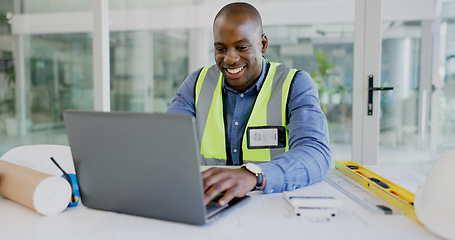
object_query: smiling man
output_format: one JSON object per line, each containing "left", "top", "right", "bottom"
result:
{"left": 213, "top": 4, "right": 266, "bottom": 92}
{"left": 167, "top": 2, "right": 331, "bottom": 206}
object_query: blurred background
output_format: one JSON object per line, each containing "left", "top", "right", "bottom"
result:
{"left": 0, "top": 0, "right": 454, "bottom": 175}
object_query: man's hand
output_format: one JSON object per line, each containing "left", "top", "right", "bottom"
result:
{"left": 202, "top": 167, "right": 257, "bottom": 206}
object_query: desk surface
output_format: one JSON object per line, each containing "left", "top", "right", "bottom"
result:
{"left": 0, "top": 168, "right": 442, "bottom": 240}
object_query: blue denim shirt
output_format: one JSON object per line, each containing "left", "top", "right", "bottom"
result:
{"left": 167, "top": 59, "right": 332, "bottom": 193}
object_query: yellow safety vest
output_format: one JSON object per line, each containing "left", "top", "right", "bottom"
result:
{"left": 195, "top": 62, "right": 297, "bottom": 165}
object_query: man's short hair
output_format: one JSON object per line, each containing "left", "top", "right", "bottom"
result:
{"left": 214, "top": 2, "right": 263, "bottom": 33}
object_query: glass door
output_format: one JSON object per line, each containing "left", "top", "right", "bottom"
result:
{"left": 378, "top": 18, "right": 433, "bottom": 173}
{"left": 353, "top": 0, "right": 453, "bottom": 173}
{"left": 429, "top": 0, "right": 455, "bottom": 166}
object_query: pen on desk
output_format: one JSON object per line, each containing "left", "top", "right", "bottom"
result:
{"left": 50, "top": 157, "right": 76, "bottom": 202}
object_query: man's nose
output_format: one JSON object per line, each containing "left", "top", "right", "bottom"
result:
{"left": 224, "top": 49, "right": 240, "bottom": 65}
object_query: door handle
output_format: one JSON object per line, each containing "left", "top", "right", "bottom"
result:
{"left": 368, "top": 75, "right": 393, "bottom": 116}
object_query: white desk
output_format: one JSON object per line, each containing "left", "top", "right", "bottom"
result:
{"left": 0, "top": 145, "right": 439, "bottom": 240}
{"left": 0, "top": 168, "right": 442, "bottom": 240}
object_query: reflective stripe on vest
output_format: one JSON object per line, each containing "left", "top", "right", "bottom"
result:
{"left": 195, "top": 62, "right": 297, "bottom": 164}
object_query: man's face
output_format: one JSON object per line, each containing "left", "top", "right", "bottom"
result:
{"left": 213, "top": 15, "right": 268, "bottom": 92}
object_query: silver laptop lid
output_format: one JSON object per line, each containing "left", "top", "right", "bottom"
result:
{"left": 63, "top": 110, "right": 208, "bottom": 225}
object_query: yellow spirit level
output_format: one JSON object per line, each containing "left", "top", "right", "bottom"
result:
{"left": 335, "top": 161, "right": 421, "bottom": 224}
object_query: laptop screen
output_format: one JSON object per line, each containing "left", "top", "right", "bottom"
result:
{"left": 64, "top": 110, "right": 209, "bottom": 225}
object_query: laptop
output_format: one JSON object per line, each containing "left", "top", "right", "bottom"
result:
{"left": 63, "top": 110, "right": 249, "bottom": 225}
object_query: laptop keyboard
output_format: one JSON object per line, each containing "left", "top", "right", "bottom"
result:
{"left": 206, "top": 201, "right": 228, "bottom": 217}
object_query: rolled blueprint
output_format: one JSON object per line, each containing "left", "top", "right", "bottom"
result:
{"left": 0, "top": 159, "right": 71, "bottom": 215}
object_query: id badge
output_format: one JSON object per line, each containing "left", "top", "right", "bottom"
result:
{"left": 247, "top": 126, "right": 286, "bottom": 149}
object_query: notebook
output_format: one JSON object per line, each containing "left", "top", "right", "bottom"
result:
{"left": 63, "top": 110, "right": 249, "bottom": 225}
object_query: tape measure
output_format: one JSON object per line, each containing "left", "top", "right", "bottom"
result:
{"left": 334, "top": 161, "right": 421, "bottom": 224}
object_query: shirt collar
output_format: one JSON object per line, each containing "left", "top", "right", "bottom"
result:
{"left": 223, "top": 58, "right": 269, "bottom": 94}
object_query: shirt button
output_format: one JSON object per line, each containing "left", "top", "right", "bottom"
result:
{"left": 233, "top": 149, "right": 238, "bottom": 153}
{"left": 240, "top": 93, "right": 244, "bottom": 97}
{"left": 235, "top": 122, "right": 239, "bottom": 126}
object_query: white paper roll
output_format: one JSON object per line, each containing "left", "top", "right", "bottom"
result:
{"left": 0, "top": 160, "right": 72, "bottom": 215}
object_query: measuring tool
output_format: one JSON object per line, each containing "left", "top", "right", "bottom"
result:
{"left": 325, "top": 168, "right": 400, "bottom": 215}
{"left": 334, "top": 161, "right": 421, "bottom": 224}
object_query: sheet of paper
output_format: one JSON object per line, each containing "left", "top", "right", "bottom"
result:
{"left": 366, "top": 165, "right": 426, "bottom": 194}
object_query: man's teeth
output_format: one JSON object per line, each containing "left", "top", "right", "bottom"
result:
{"left": 227, "top": 67, "right": 243, "bottom": 74}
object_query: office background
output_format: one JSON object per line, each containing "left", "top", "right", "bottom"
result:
{"left": 0, "top": 0, "right": 454, "bottom": 175}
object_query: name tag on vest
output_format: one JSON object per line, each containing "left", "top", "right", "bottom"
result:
{"left": 247, "top": 126, "right": 286, "bottom": 149}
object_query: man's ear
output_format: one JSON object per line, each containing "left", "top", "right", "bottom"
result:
{"left": 261, "top": 34, "right": 268, "bottom": 53}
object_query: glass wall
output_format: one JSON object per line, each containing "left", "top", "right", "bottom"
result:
{"left": 437, "top": 1, "right": 455, "bottom": 151}
{"left": 0, "top": 1, "right": 14, "bottom": 147}
{"left": 151, "top": 31, "right": 189, "bottom": 112}
{"left": 110, "top": 30, "right": 189, "bottom": 113}
{"left": 27, "top": 34, "right": 94, "bottom": 122}
{"left": 0, "top": 1, "right": 196, "bottom": 155}
{"left": 264, "top": 24, "right": 354, "bottom": 161}
{"left": 0, "top": 1, "right": 92, "bottom": 154}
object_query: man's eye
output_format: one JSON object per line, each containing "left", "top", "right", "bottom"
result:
{"left": 237, "top": 46, "right": 248, "bottom": 50}
{"left": 216, "top": 47, "right": 226, "bottom": 52}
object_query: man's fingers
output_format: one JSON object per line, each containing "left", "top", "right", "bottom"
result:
{"left": 201, "top": 167, "right": 257, "bottom": 206}
{"left": 202, "top": 168, "right": 238, "bottom": 204}
{"left": 202, "top": 168, "right": 227, "bottom": 191}
{"left": 201, "top": 167, "right": 215, "bottom": 179}
{"left": 204, "top": 180, "right": 232, "bottom": 205}
{"left": 217, "top": 188, "right": 240, "bottom": 206}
